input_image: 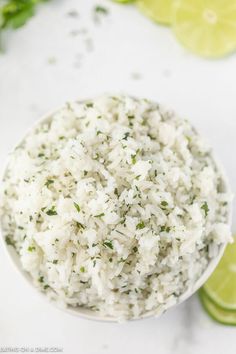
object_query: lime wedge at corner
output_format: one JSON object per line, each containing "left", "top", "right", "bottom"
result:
{"left": 172, "top": 0, "right": 236, "bottom": 58}
{"left": 203, "top": 241, "right": 236, "bottom": 310}
{"left": 199, "top": 290, "right": 236, "bottom": 326}
{"left": 137, "top": 0, "right": 173, "bottom": 25}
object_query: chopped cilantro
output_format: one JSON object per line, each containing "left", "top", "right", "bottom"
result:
{"left": 45, "top": 179, "right": 54, "bottom": 188}
{"left": 76, "top": 222, "right": 85, "bottom": 230}
{"left": 133, "top": 246, "right": 138, "bottom": 253}
{"left": 46, "top": 206, "right": 57, "bottom": 216}
{"left": 86, "top": 102, "right": 93, "bottom": 108}
{"left": 136, "top": 221, "right": 145, "bottom": 230}
{"left": 131, "top": 154, "right": 136, "bottom": 165}
{"left": 5, "top": 235, "right": 15, "bottom": 247}
{"left": 53, "top": 260, "right": 58, "bottom": 264}
{"left": 201, "top": 202, "right": 209, "bottom": 217}
{"left": 94, "top": 213, "right": 105, "bottom": 218}
{"left": 28, "top": 246, "right": 36, "bottom": 252}
{"left": 160, "top": 225, "right": 171, "bottom": 233}
{"left": 80, "top": 266, "right": 85, "bottom": 273}
{"left": 122, "top": 132, "right": 130, "bottom": 141}
{"left": 102, "top": 240, "right": 113, "bottom": 250}
{"left": 94, "top": 5, "right": 108, "bottom": 15}
{"left": 74, "top": 202, "right": 81, "bottom": 213}
{"left": 38, "top": 276, "right": 44, "bottom": 283}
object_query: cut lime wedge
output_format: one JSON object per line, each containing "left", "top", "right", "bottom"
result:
{"left": 203, "top": 241, "right": 236, "bottom": 310}
{"left": 137, "top": 0, "right": 173, "bottom": 25}
{"left": 173, "top": 0, "right": 236, "bottom": 58}
{"left": 199, "top": 290, "right": 236, "bottom": 326}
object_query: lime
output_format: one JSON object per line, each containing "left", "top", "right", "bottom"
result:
{"left": 203, "top": 241, "right": 236, "bottom": 310}
{"left": 137, "top": 0, "right": 173, "bottom": 25}
{"left": 199, "top": 290, "right": 236, "bottom": 326}
{"left": 173, "top": 0, "right": 236, "bottom": 58}
{"left": 112, "top": 0, "right": 134, "bottom": 3}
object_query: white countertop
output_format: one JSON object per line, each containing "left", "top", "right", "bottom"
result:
{"left": 0, "top": 0, "right": 236, "bottom": 353}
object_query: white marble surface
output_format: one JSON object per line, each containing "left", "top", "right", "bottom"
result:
{"left": 0, "top": 0, "right": 236, "bottom": 353}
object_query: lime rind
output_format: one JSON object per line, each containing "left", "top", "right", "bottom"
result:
{"left": 172, "top": 0, "right": 236, "bottom": 58}
{"left": 137, "top": 0, "right": 173, "bottom": 25}
{"left": 203, "top": 241, "right": 236, "bottom": 310}
{"left": 199, "top": 290, "right": 236, "bottom": 326}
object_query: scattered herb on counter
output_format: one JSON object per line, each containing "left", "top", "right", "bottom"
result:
{"left": 94, "top": 5, "right": 109, "bottom": 15}
{"left": 0, "top": 0, "right": 52, "bottom": 48}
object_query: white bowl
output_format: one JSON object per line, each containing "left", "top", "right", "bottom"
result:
{"left": 0, "top": 103, "right": 233, "bottom": 322}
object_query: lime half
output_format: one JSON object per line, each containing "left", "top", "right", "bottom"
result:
{"left": 173, "top": 0, "right": 236, "bottom": 58}
{"left": 203, "top": 241, "right": 236, "bottom": 310}
{"left": 199, "top": 290, "right": 236, "bottom": 326}
{"left": 137, "top": 0, "right": 173, "bottom": 25}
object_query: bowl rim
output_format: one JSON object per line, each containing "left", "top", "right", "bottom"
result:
{"left": 0, "top": 99, "right": 233, "bottom": 323}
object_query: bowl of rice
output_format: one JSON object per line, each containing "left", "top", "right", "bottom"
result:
{"left": 0, "top": 95, "right": 233, "bottom": 322}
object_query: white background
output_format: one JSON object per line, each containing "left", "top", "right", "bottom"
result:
{"left": 0, "top": 0, "right": 236, "bottom": 353}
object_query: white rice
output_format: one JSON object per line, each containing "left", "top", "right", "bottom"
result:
{"left": 0, "top": 95, "right": 232, "bottom": 319}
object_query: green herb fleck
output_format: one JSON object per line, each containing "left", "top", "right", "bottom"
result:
{"left": 102, "top": 240, "right": 113, "bottom": 250}
{"left": 131, "top": 154, "right": 136, "bottom": 165}
{"left": 5, "top": 235, "right": 15, "bottom": 247}
{"left": 45, "top": 179, "right": 54, "bottom": 188}
{"left": 160, "top": 225, "right": 171, "bottom": 233}
{"left": 28, "top": 246, "right": 36, "bottom": 252}
{"left": 76, "top": 222, "right": 85, "bottom": 230}
{"left": 44, "top": 285, "right": 49, "bottom": 290}
{"left": 80, "top": 266, "right": 85, "bottom": 273}
{"left": 38, "top": 153, "right": 45, "bottom": 158}
{"left": 46, "top": 206, "right": 57, "bottom": 216}
{"left": 94, "top": 5, "right": 108, "bottom": 15}
{"left": 122, "top": 132, "right": 130, "bottom": 141}
{"left": 53, "top": 260, "right": 58, "bottom": 264}
{"left": 38, "top": 276, "right": 44, "bottom": 283}
{"left": 136, "top": 221, "right": 145, "bottom": 230}
{"left": 74, "top": 202, "right": 81, "bottom": 213}
{"left": 86, "top": 102, "right": 93, "bottom": 108}
{"left": 94, "top": 213, "right": 105, "bottom": 218}
{"left": 133, "top": 246, "right": 138, "bottom": 253}
{"left": 201, "top": 202, "right": 209, "bottom": 217}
